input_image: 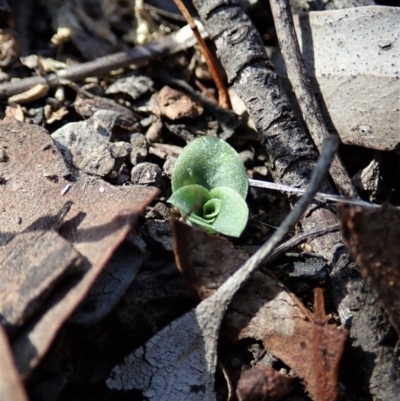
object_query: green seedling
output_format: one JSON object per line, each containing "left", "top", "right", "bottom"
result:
{"left": 168, "top": 136, "right": 249, "bottom": 237}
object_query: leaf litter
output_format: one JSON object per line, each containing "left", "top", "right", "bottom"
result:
{"left": 0, "top": 1, "right": 399, "bottom": 400}
{"left": 0, "top": 120, "right": 159, "bottom": 378}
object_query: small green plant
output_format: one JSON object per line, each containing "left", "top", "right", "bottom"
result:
{"left": 168, "top": 136, "right": 249, "bottom": 237}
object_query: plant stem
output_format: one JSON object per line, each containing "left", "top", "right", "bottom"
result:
{"left": 171, "top": 0, "right": 231, "bottom": 109}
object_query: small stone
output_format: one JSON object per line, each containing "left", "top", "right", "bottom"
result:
{"left": 351, "top": 154, "right": 381, "bottom": 201}
{"left": 252, "top": 166, "right": 268, "bottom": 177}
{"left": 106, "top": 74, "right": 154, "bottom": 100}
{"left": 151, "top": 86, "right": 204, "bottom": 120}
{"left": 163, "top": 156, "right": 177, "bottom": 179}
{"left": 140, "top": 114, "right": 157, "bottom": 128}
{"left": 145, "top": 119, "right": 163, "bottom": 142}
{"left": 73, "top": 144, "right": 115, "bottom": 176}
{"left": 146, "top": 202, "right": 171, "bottom": 221}
{"left": 109, "top": 141, "right": 132, "bottom": 158}
{"left": 131, "top": 162, "right": 164, "bottom": 188}
{"left": 236, "top": 366, "right": 293, "bottom": 401}
{"left": 130, "top": 133, "right": 148, "bottom": 165}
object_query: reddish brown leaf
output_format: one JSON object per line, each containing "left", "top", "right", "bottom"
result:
{"left": 339, "top": 204, "right": 400, "bottom": 336}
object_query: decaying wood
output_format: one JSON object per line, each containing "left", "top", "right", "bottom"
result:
{"left": 190, "top": 0, "right": 400, "bottom": 399}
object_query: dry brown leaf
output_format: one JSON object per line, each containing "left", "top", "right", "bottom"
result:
{"left": 107, "top": 220, "right": 346, "bottom": 401}
{"left": 0, "top": 325, "right": 29, "bottom": 401}
{"left": 339, "top": 204, "right": 400, "bottom": 336}
{"left": 0, "top": 120, "right": 159, "bottom": 377}
{"left": 173, "top": 222, "right": 347, "bottom": 401}
{"left": 105, "top": 221, "right": 248, "bottom": 400}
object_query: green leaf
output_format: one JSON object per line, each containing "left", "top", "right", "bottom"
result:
{"left": 207, "top": 187, "right": 248, "bottom": 237}
{"left": 171, "top": 136, "right": 248, "bottom": 199}
{"left": 168, "top": 184, "right": 214, "bottom": 223}
{"left": 168, "top": 136, "right": 249, "bottom": 237}
{"left": 169, "top": 185, "right": 248, "bottom": 236}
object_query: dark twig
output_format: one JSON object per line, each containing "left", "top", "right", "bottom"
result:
{"left": 0, "top": 24, "right": 205, "bottom": 100}
{"left": 171, "top": 0, "right": 231, "bottom": 109}
{"left": 269, "top": 0, "right": 358, "bottom": 198}
{"left": 269, "top": 222, "right": 340, "bottom": 261}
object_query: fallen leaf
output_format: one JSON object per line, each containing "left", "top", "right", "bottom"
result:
{"left": 339, "top": 204, "right": 400, "bottom": 336}
{"left": 107, "top": 298, "right": 225, "bottom": 401}
{"left": 105, "top": 221, "right": 246, "bottom": 400}
{"left": 0, "top": 120, "right": 159, "bottom": 376}
{"left": 0, "top": 325, "right": 29, "bottom": 401}
{"left": 174, "top": 222, "right": 347, "bottom": 401}
{"left": 273, "top": 6, "right": 400, "bottom": 150}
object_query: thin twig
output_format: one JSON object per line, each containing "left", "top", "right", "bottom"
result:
{"left": 249, "top": 179, "right": 376, "bottom": 208}
{"left": 171, "top": 0, "right": 231, "bottom": 109}
{"left": 0, "top": 23, "right": 207, "bottom": 100}
{"left": 269, "top": 0, "right": 358, "bottom": 199}
{"left": 268, "top": 223, "right": 341, "bottom": 261}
